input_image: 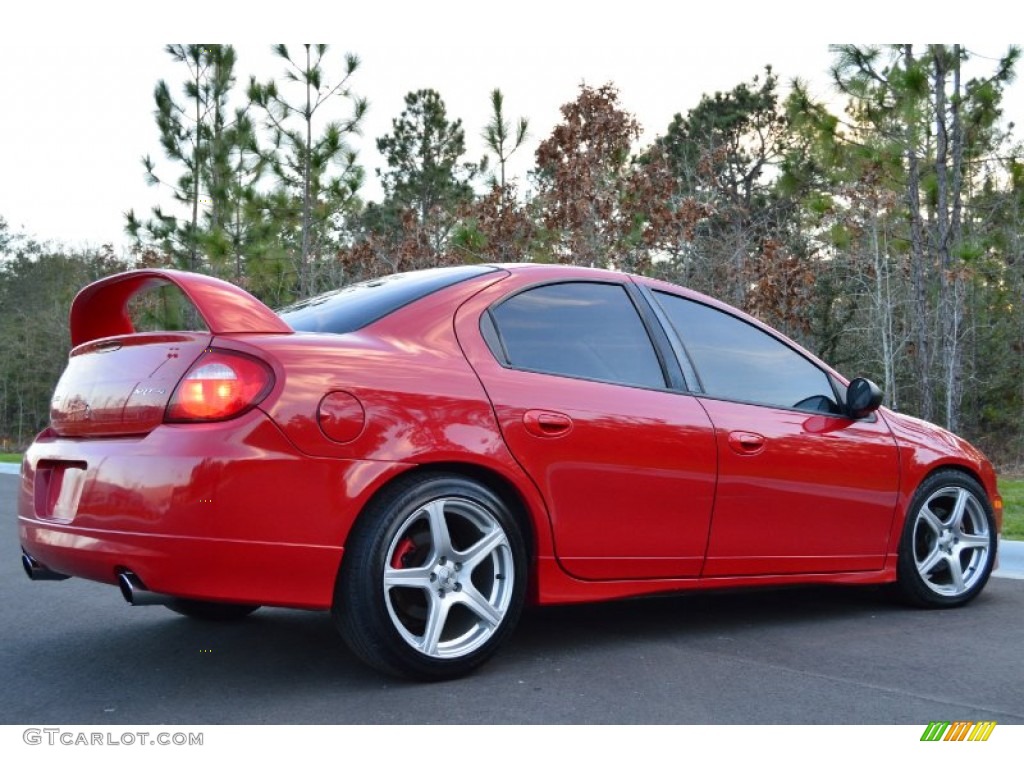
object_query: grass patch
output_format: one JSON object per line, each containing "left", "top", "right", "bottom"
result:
{"left": 0, "top": 453, "right": 22, "bottom": 463}
{"left": 998, "top": 476, "right": 1024, "bottom": 541}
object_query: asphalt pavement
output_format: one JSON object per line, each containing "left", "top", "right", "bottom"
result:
{"left": 2, "top": 471, "right": 1023, "bottom": 724}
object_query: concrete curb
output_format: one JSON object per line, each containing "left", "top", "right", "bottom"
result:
{"left": 995, "top": 538, "right": 1024, "bottom": 580}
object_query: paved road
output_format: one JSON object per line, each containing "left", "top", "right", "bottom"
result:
{"left": 3, "top": 473, "right": 1023, "bottom": 725}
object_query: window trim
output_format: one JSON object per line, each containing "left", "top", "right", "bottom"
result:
{"left": 481, "top": 279, "right": 675, "bottom": 392}
{"left": 635, "top": 283, "right": 702, "bottom": 393}
{"left": 624, "top": 282, "right": 687, "bottom": 390}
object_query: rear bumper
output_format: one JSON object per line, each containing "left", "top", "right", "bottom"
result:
{"left": 20, "top": 522, "right": 342, "bottom": 608}
{"left": 18, "top": 410, "right": 408, "bottom": 609}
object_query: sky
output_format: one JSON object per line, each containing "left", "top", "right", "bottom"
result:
{"left": 1, "top": 1, "right": 1020, "bottom": 252}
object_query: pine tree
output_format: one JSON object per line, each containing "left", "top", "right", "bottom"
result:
{"left": 248, "top": 44, "right": 368, "bottom": 298}
{"left": 372, "top": 88, "right": 480, "bottom": 256}
{"left": 654, "top": 68, "right": 795, "bottom": 309}
{"left": 829, "top": 44, "right": 1020, "bottom": 429}
{"left": 125, "top": 44, "right": 237, "bottom": 272}
{"left": 482, "top": 88, "right": 529, "bottom": 191}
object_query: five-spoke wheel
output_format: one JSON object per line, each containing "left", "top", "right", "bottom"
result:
{"left": 334, "top": 474, "right": 526, "bottom": 680}
{"left": 897, "top": 471, "right": 996, "bottom": 607}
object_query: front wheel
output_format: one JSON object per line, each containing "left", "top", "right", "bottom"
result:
{"left": 896, "top": 470, "right": 997, "bottom": 608}
{"left": 334, "top": 474, "right": 527, "bottom": 681}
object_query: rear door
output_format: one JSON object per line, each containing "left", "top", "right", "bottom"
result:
{"left": 456, "top": 276, "right": 717, "bottom": 581}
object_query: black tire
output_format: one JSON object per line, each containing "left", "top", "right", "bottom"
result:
{"left": 166, "top": 599, "right": 260, "bottom": 621}
{"left": 896, "top": 470, "right": 997, "bottom": 608}
{"left": 333, "top": 473, "right": 527, "bottom": 681}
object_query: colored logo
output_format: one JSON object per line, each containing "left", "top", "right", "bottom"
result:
{"left": 920, "top": 721, "right": 996, "bottom": 741}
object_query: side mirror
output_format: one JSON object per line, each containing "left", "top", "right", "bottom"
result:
{"left": 846, "top": 377, "right": 883, "bottom": 419}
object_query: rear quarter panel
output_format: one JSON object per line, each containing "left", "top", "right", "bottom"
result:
{"left": 249, "top": 271, "right": 560, "bottom": 583}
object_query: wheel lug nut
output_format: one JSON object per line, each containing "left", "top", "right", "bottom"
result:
{"left": 430, "top": 573, "right": 437, "bottom": 582}
{"left": 454, "top": 582, "right": 462, "bottom": 592}
{"left": 439, "top": 556, "right": 447, "bottom": 565}
{"left": 454, "top": 563, "right": 462, "bottom": 571}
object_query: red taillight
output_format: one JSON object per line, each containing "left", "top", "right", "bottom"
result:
{"left": 165, "top": 350, "right": 274, "bottom": 422}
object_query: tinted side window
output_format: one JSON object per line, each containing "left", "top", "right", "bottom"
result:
{"left": 489, "top": 282, "right": 666, "bottom": 388}
{"left": 654, "top": 291, "right": 839, "bottom": 413}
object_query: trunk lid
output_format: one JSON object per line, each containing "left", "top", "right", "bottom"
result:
{"left": 50, "top": 333, "right": 213, "bottom": 437}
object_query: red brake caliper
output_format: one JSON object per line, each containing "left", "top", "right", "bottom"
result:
{"left": 391, "top": 538, "right": 417, "bottom": 569}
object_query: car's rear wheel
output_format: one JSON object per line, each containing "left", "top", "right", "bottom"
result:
{"left": 166, "top": 599, "right": 260, "bottom": 621}
{"left": 896, "top": 470, "right": 996, "bottom": 607}
{"left": 334, "top": 473, "right": 526, "bottom": 681}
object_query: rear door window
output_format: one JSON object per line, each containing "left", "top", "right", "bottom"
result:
{"left": 486, "top": 282, "right": 666, "bottom": 389}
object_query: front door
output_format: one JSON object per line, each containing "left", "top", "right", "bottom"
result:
{"left": 649, "top": 287, "right": 900, "bottom": 576}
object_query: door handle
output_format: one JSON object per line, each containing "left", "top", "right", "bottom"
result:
{"left": 523, "top": 410, "right": 573, "bottom": 438}
{"left": 728, "top": 430, "right": 765, "bottom": 455}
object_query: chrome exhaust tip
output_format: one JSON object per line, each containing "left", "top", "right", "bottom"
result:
{"left": 117, "top": 571, "right": 174, "bottom": 607}
{"left": 21, "top": 552, "right": 70, "bottom": 581}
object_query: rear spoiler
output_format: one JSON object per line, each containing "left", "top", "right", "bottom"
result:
{"left": 69, "top": 269, "right": 293, "bottom": 346}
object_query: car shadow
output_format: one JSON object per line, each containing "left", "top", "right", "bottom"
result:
{"left": 522, "top": 582, "right": 900, "bottom": 634}
{"left": 12, "top": 584, "right": 888, "bottom": 690}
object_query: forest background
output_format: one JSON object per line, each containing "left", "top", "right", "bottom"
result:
{"left": 2, "top": 39, "right": 1024, "bottom": 480}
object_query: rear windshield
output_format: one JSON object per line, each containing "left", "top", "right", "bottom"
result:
{"left": 277, "top": 265, "right": 498, "bottom": 334}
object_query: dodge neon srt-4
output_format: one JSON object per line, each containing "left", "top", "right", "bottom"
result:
{"left": 18, "top": 264, "right": 1002, "bottom": 680}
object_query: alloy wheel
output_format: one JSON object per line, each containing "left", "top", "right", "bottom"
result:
{"left": 383, "top": 496, "right": 515, "bottom": 658}
{"left": 911, "top": 485, "right": 991, "bottom": 598}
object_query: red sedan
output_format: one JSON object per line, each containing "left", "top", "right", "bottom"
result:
{"left": 19, "top": 264, "right": 1002, "bottom": 680}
